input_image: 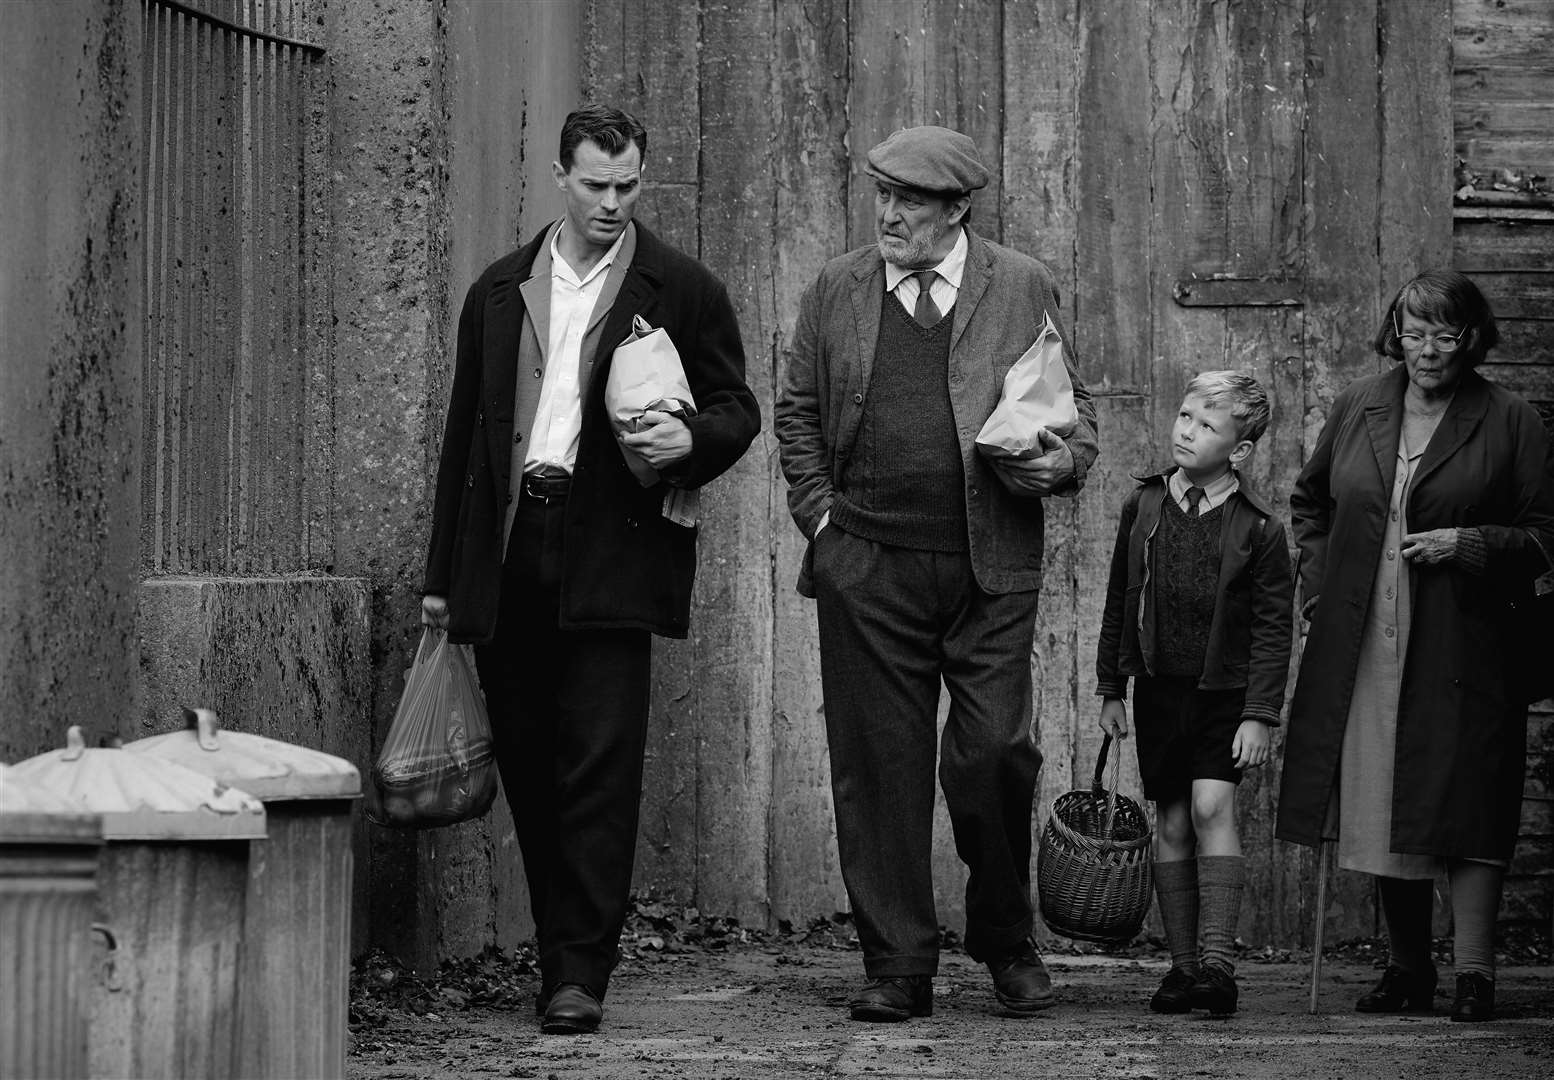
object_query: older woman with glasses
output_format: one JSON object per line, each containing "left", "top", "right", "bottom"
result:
{"left": 1276, "top": 269, "right": 1554, "bottom": 1022}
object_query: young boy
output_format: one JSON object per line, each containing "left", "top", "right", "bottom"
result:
{"left": 1095, "top": 370, "right": 1294, "bottom": 1015}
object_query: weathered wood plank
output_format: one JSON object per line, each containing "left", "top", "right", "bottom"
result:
{"left": 769, "top": 0, "right": 852, "bottom": 927}
{"left": 1491, "top": 319, "right": 1554, "bottom": 366}
{"left": 1452, "top": 0, "right": 1554, "bottom": 70}
{"left": 1455, "top": 220, "right": 1554, "bottom": 272}
{"left": 1380, "top": 0, "right": 1454, "bottom": 281}
{"left": 1073, "top": 0, "right": 1152, "bottom": 391}
{"left": 694, "top": 0, "right": 779, "bottom": 926}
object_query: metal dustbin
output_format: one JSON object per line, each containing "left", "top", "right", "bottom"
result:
{"left": 0, "top": 762, "right": 103, "bottom": 1080}
{"left": 10, "top": 725, "right": 267, "bottom": 1080}
{"left": 128, "top": 707, "right": 361, "bottom": 1080}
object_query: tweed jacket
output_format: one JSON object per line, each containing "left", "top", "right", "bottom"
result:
{"left": 423, "top": 222, "right": 760, "bottom": 642}
{"left": 1275, "top": 365, "right": 1554, "bottom": 856}
{"left": 1093, "top": 470, "right": 1294, "bottom": 725}
{"left": 775, "top": 229, "right": 1099, "bottom": 597}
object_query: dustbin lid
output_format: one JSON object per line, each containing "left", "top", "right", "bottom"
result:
{"left": 9, "top": 726, "right": 267, "bottom": 841}
{"left": 0, "top": 763, "right": 103, "bottom": 844}
{"left": 127, "top": 708, "right": 361, "bottom": 801}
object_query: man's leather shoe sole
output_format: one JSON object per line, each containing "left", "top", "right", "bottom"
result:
{"left": 541, "top": 983, "right": 601, "bottom": 1034}
{"left": 849, "top": 976, "right": 933, "bottom": 1022}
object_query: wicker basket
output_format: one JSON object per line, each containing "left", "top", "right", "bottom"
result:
{"left": 1037, "top": 734, "right": 1153, "bottom": 944}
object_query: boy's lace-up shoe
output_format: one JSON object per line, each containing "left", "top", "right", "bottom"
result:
{"left": 849, "top": 975, "right": 933, "bottom": 1022}
{"left": 1188, "top": 962, "right": 1238, "bottom": 1015}
{"left": 1451, "top": 972, "right": 1495, "bottom": 1022}
{"left": 986, "top": 937, "right": 1055, "bottom": 1015}
{"left": 1355, "top": 965, "right": 1437, "bottom": 1014}
{"left": 1149, "top": 965, "right": 1198, "bottom": 1013}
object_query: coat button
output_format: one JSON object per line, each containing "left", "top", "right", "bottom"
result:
{"left": 513, "top": 432, "right": 523, "bottom": 444}
{"left": 534, "top": 367, "right": 543, "bottom": 378}
{"left": 477, "top": 411, "right": 485, "bottom": 426}
{"left": 853, "top": 393, "right": 863, "bottom": 404}
{"left": 466, "top": 474, "right": 474, "bottom": 487}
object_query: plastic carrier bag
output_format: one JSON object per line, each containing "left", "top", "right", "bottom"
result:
{"left": 366, "top": 627, "right": 499, "bottom": 828}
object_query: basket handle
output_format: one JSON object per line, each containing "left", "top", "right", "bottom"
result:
{"left": 1090, "top": 733, "right": 1115, "bottom": 791}
{"left": 1091, "top": 734, "right": 1123, "bottom": 846}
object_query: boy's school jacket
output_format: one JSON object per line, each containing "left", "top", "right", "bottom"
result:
{"left": 1094, "top": 469, "right": 1295, "bottom": 725}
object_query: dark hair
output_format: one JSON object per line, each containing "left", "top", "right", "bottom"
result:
{"left": 558, "top": 105, "right": 647, "bottom": 171}
{"left": 1374, "top": 269, "right": 1499, "bottom": 368}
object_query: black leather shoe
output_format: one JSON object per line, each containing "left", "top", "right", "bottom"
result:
{"left": 986, "top": 938, "right": 1055, "bottom": 1015}
{"left": 541, "top": 983, "right": 602, "bottom": 1034}
{"left": 849, "top": 976, "right": 933, "bottom": 1022}
{"left": 1150, "top": 965, "right": 1198, "bottom": 1014}
{"left": 1355, "top": 965, "right": 1437, "bottom": 1014}
{"left": 1189, "top": 963, "right": 1238, "bottom": 1015}
{"left": 1451, "top": 972, "right": 1495, "bottom": 1022}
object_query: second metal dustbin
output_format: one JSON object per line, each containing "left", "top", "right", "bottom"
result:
{"left": 0, "top": 763, "right": 103, "bottom": 1080}
{"left": 128, "top": 707, "right": 361, "bottom": 1080}
{"left": 10, "top": 726, "right": 267, "bottom": 1080}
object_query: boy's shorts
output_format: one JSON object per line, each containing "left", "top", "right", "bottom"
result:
{"left": 1132, "top": 674, "right": 1247, "bottom": 802}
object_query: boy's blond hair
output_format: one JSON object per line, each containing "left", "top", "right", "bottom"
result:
{"left": 1184, "top": 370, "right": 1271, "bottom": 445}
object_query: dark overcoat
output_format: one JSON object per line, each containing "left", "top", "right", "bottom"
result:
{"left": 423, "top": 223, "right": 760, "bottom": 643}
{"left": 1275, "top": 365, "right": 1554, "bottom": 858}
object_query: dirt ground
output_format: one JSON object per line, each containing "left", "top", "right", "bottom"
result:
{"left": 348, "top": 938, "right": 1554, "bottom": 1080}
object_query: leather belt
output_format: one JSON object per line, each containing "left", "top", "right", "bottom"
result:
{"left": 521, "top": 471, "right": 572, "bottom": 501}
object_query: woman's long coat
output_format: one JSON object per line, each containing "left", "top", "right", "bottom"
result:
{"left": 1275, "top": 365, "right": 1554, "bottom": 859}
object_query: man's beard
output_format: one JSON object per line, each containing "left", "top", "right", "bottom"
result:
{"left": 877, "top": 213, "right": 950, "bottom": 268}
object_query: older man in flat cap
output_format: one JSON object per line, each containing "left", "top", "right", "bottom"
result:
{"left": 776, "top": 126, "right": 1099, "bottom": 1022}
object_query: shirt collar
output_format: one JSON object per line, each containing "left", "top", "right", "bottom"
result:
{"left": 1169, "top": 467, "right": 1240, "bottom": 508}
{"left": 550, "top": 220, "right": 627, "bottom": 286}
{"left": 883, "top": 227, "right": 968, "bottom": 292}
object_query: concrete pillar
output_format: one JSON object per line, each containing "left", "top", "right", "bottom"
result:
{"left": 0, "top": 0, "right": 141, "bottom": 759}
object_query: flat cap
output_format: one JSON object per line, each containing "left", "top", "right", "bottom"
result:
{"left": 864, "top": 126, "right": 989, "bottom": 194}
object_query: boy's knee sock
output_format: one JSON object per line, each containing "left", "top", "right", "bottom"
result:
{"left": 1377, "top": 876, "right": 1435, "bottom": 976}
{"left": 1153, "top": 858, "right": 1199, "bottom": 973}
{"left": 1448, "top": 862, "right": 1503, "bottom": 979}
{"left": 1197, "top": 855, "right": 1245, "bottom": 973}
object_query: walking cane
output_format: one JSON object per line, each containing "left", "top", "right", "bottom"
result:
{"left": 1308, "top": 839, "right": 1329, "bottom": 1014}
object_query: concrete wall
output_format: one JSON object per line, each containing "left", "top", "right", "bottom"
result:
{"left": 0, "top": 0, "right": 141, "bottom": 760}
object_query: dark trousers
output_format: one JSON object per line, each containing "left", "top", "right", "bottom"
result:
{"left": 474, "top": 497, "right": 651, "bottom": 998}
{"left": 812, "top": 526, "right": 1043, "bottom": 977}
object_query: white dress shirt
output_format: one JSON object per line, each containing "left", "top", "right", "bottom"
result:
{"left": 883, "top": 227, "right": 967, "bottom": 318}
{"left": 1169, "top": 467, "right": 1239, "bottom": 515}
{"left": 526, "top": 223, "right": 627, "bottom": 474}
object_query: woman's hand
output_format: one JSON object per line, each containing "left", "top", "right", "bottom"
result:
{"left": 1401, "top": 528, "right": 1458, "bottom": 566}
{"left": 1099, "top": 698, "right": 1129, "bottom": 740}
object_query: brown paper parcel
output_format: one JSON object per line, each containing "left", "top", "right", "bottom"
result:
{"left": 974, "top": 314, "right": 1078, "bottom": 458}
{"left": 606, "top": 315, "right": 700, "bottom": 526}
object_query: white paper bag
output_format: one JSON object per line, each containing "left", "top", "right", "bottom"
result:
{"left": 605, "top": 315, "right": 701, "bottom": 525}
{"left": 974, "top": 314, "right": 1078, "bottom": 459}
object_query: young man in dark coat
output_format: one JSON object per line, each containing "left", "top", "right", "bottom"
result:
{"left": 776, "top": 126, "right": 1100, "bottom": 1022}
{"left": 421, "top": 105, "right": 760, "bottom": 1035}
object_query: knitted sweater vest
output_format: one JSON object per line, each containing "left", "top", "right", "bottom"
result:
{"left": 1153, "top": 495, "right": 1224, "bottom": 677}
{"left": 830, "top": 292, "right": 966, "bottom": 551}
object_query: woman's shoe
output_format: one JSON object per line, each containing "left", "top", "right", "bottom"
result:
{"left": 1451, "top": 972, "right": 1495, "bottom": 1022}
{"left": 1354, "top": 965, "right": 1437, "bottom": 1013}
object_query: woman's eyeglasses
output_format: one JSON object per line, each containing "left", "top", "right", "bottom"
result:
{"left": 1394, "top": 311, "right": 1467, "bottom": 353}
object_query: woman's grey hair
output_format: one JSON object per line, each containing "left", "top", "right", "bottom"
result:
{"left": 1184, "top": 370, "right": 1272, "bottom": 444}
{"left": 1374, "top": 269, "right": 1499, "bottom": 369}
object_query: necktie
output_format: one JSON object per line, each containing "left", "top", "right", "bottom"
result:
{"left": 1185, "top": 486, "right": 1205, "bottom": 516}
{"left": 912, "top": 270, "right": 941, "bottom": 327}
